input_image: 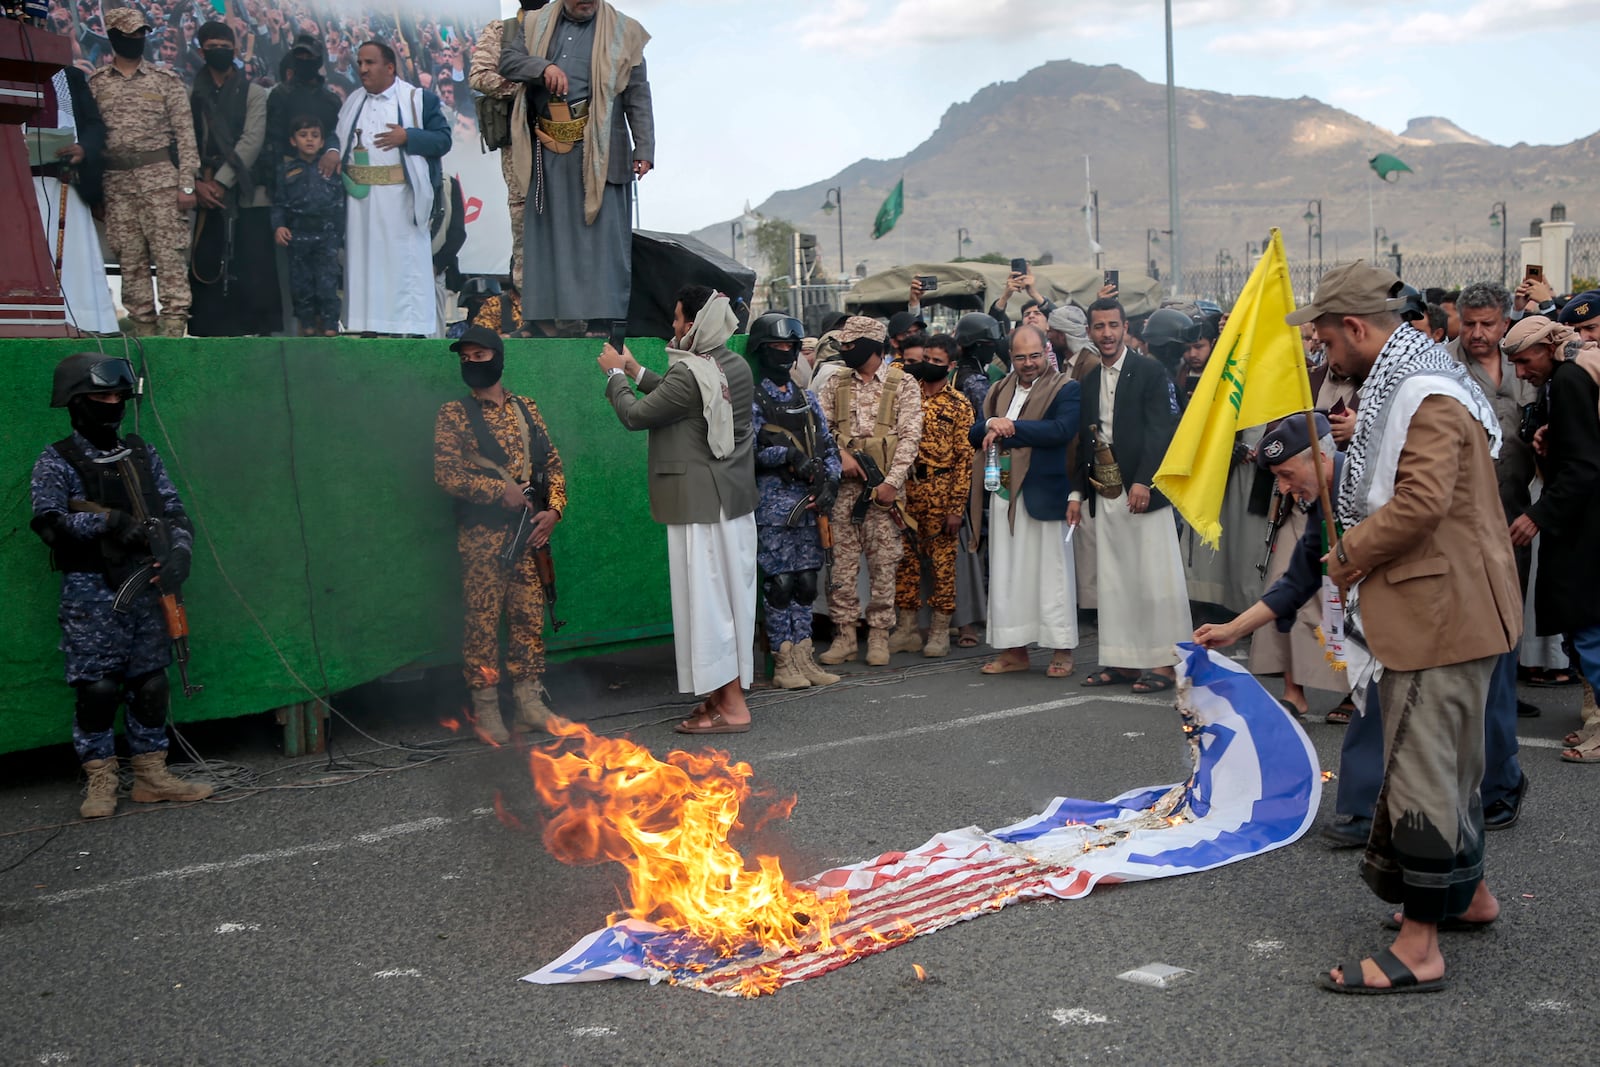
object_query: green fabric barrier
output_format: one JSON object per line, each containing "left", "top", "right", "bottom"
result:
{"left": 0, "top": 336, "right": 746, "bottom": 755}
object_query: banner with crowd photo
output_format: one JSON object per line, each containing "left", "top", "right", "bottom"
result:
{"left": 51, "top": 0, "right": 511, "bottom": 274}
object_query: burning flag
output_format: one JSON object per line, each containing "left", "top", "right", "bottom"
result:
{"left": 523, "top": 645, "right": 1321, "bottom": 996}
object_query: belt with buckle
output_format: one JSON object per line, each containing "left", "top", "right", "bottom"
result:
{"left": 105, "top": 146, "right": 173, "bottom": 171}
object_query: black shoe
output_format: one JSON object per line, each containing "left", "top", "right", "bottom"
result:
{"left": 1516, "top": 700, "right": 1541, "bottom": 719}
{"left": 1319, "top": 817, "right": 1372, "bottom": 849}
{"left": 1483, "top": 774, "right": 1530, "bottom": 831}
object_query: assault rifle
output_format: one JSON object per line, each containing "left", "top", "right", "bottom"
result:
{"left": 850, "top": 450, "right": 919, "bottom": 555}
{"left": 1256, "top": 488, "right": 1289, "bottom": 581}
{"left": 501, "top": 474, "right": 566, "bottom": 633}
{"left": 110, "top": 451, "right": 200, "bottom": 697}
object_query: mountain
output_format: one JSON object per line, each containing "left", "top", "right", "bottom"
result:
{"left": 692, "top": 60, "right": 1599, "bottom": 282}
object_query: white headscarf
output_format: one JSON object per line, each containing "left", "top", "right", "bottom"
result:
{"left": 666, "top": 293, "right": 739, "bottom": 459}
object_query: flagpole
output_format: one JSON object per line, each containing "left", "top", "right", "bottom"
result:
{"left": 1302, "top": 409, "right": 1344, "bottom": 600}
{"left": 1368, "top": 169, "right": 1376, "bottom": 262}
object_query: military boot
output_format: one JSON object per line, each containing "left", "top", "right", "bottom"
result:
{"left": 469, "top": 687, "right": 511, "bottom": 745}
{"left": 771, "top": 642, "right": 811, "bottom": 690}
{"left": 923, "top": 612, "right": 953, "bottom": 658}
{"left": 511, "top": 678, "right": 562, "bottom": 734}
{"left": 128, "top": 751, "right": 213, "bottom": 804}
{"left": 795, "top": 639, "right": 840, "bottom": 686}
{"left": 155, "top": 314, "right": 188, "bottom": 338}
{"left": 80, "top": 757, "right": 120, "bottom": 819}
{"left": 887, "top": 609, "right": 924, "bottom": 654}
{"left": 866, "top": 627, "right": 891, "bottom": 666}
{"left": 817, "top": 628, "right": 858, "bottom": 665}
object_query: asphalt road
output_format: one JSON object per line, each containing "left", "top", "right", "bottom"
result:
{"left": 0, "top": 631, "right": 1592, "bottom": 1066}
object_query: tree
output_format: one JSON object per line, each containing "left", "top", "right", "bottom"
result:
{"left": 752, "top": 218, "right": 798, "bottom": 280}
{"left": 954, "top": 251, "right": 1008, "bottom": 265}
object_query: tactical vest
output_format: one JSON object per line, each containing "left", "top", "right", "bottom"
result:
{"left": 43, "top": 434, "right": 167, "bottom": 575}
{"left": 755, "top": 384, "right": 818, "bottom": 478}
{"left": 833, "top": 364, "right": 906, "bottom": 474}
{"left": 456, "top": 394, "right": 552, "bottom": 528}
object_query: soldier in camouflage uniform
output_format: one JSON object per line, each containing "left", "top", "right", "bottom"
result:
{"left": 30, "top": 355, "right": 212, "bottom": 819}
{"left": 271, "top": 116, "right": 346, "bottom": 335}
{"left": 433, "top": 327, "right": 567, "bottom": 743}
{"left": 814, "top": 317, "right": 924, "bottom": 667}
{"left": 748, "top": 312, "right": 842, "bottom": 690}
{"left": 90, "top": 8, "right": 201, "bottom": 338}
{"left": 890, "top": 336, "right": 975, "bottom": 658}
{"left": 468, "top": 0, "right": 548, "bottom": 290}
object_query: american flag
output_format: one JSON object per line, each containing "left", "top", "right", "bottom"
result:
{"left": 523, "top": 645, "right": 1322, "bottom": 996}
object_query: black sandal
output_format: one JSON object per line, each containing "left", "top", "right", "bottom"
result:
{"left": 1080, "top": 668, "right": 1139, "bottom": 688}
{"left": 1325, "top": 699, "right": 1356, "bottom": 725}
{"left": 1131, "top": 673, "right": 1175, "bottom": 694}
{"left": 1315, "top": 948, "right": 1448, "bottom": 995}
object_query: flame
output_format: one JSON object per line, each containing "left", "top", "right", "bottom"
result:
{"left": 912, "top": 964, "right": 927, "bottom": 982}
{"left": 529, "top": 720, "right": 849, "bottom": 954}
{"left": 440, "top": 716, "right": 461, "bottom": 733}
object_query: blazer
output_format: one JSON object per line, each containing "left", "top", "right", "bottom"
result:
{"left": 605, "top": 347, "right": 756, "bottom": 526}
{"left": 967, "top": 376, "right": 1080, "bottom": 524}
{"left": 1526, "top": 359, "right": 1600, "bottom": 634}
{"left": 1340, "top": 396, "right": 1522, "bottom": 672}
{"left": 1075, "top": 349, "right": 1178, "bottom": 513}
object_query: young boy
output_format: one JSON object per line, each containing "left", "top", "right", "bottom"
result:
{"left": 272, "top": 117, "right": 345, "bottom": 336}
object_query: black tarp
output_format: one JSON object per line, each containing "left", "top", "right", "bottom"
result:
{"left": 628, "top": 229, "right": 757, "bottom": 339}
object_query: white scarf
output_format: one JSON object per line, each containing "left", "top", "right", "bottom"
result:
{"left": 666, "top": 294, "right": 739, "bottom": 460}
{"left": 335, "top": 77, "right": 435, "bottom": 229}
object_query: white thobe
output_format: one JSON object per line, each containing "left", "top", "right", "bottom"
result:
{"left": 666, "top": 509, "right": 757, "bottom": 695}
{"left": 28, "top": 72, "right": 118, "bottom": 334}
{"left": 343, "top": 85, "right": 438, "bottom": 335}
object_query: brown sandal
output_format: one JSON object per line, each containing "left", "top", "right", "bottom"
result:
{"left": 674, "top": 711, "right": 751, "bottom": 735}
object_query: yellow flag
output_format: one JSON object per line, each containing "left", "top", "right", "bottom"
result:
{"left": 1153, "top": 229, "right": 1313, "bottom": 548}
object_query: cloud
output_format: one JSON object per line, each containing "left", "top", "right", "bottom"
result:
{"left": 1209, "top": 0, "right": 1600, "bottom": 59}
{"left": 787, "top": 0, "right": 1134, "bottom": 51}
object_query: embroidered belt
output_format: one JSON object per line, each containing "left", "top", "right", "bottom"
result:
{"left": 343, "top": 163, "right": 406, "bottom": 186}
{"left": 535, "top": 113, "right": 588, "bottom": 144}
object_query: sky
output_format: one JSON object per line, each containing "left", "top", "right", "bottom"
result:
{"left": 501, "top": 0, "right": 1600, "bottom": 235}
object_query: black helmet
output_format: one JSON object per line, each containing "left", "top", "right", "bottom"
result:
{"left": 954, "top": 313, "right": 1002, "bottom": 350}
{"left": 51, "top": 355, "right": 136, "bottom": 408}
{"left": 1395, "top": 284, "right": 1426, "bottom": 322}
{"left": 460, "top": 276, "right": 502, "bottom": 300}
{"left": 747, "top": 312, "right": 805, "bottom": 355}
{"left": 1193, "top": 299, "right": 1224, "bottom": 341}
{"left": 1142, "top": 308, "right": 1201, "bottom": 351}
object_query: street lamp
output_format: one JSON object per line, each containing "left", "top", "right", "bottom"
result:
{"left": 1388, "top": 242, "right": 1402, "bottom": 278}
{"left": 819, "top": 187, "right": 844, "bottom": 277}
{"left": 729, "top": 220, "right": 744, "bottom": 262}
{"left": 956, "top": 227, "right": 972, "bottom": 260}
{"left": 1146, "top": 228, "right": 1169, "bottom": 280}
{"left": 1489, "top": 201, "right": 1508, "bottom": 287}
{"left": 1302, "top": 199, "right": 1323, "bottom": 275}
{"left": 1217, "top": 249, "right": 1236, "bottom": 305}
{"left": 1373, "top": 226, "right": 1388, "bottom": 264}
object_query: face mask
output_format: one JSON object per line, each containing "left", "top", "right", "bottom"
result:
{"left": 461, "top": 353, "right": 504, "bottom": 390}
{"left": 757, "top": 347, "right": 797, "bottom": 382}
{"left": 68, "top": 396, "right": 126, "bottom": 449}
{"left": 840, "top": 343, "right": 879, "bottom": 370}
{"left": 204, "top": 46, "right": 236, "bottom": 71}
{"left": 108, "top": 32, "right": 146, "bottom": 60}
{"left": 904, "top": 361, "right": 949, "bottom": 384}
{"left": 293, "top": 56, "right": 321, "bottom": 79}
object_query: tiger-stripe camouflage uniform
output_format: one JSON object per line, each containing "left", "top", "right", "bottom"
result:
{"left": 891, "top": 381, "right": 973, "bottom": 655}
{"left": 434, "top": 360, "right": 567, "bottom": 743}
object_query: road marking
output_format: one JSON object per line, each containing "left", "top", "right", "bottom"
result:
{"left": 758, "top": 694, "right": 1164, "bottom": 762}
{"left": 215, "top": 922, "right": 262, "bottom": 934}
{"left": 1527, "top": 999, "right": 1571, "bottom": 1013}
{"left": 1519, "top": 737, "right": 1562, "bottom": 750}
{"left": 569, "top": 1026, "right": 618, "bottom": 1038}
{"left": 374, "top": 968, "right": 423, "bottom": 979}
{"left": 1051, "top": 1008, "right": 1110, "bottom": 1025}
{"left": 1248, "top": 939, "right": 1284, "bottom": 957}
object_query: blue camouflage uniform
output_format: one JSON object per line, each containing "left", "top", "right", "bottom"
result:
{"left": 31, "top": 434, "right": 193, "bottom": 761}
{"left": 272, "top": 154, "right": 345, "bottom": 329}
{"left": 753, "top": 379, "right": 841, "bottom": 648}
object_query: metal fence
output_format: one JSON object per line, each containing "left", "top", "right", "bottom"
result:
{"left": 1569, "top": 230, "right": 1600, "bottom": 288}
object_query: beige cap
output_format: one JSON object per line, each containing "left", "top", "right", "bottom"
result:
{"left": 1284, "top": 260, "right": 1406, "bottom": 326}
{"left": 837, "top": 316, "right": 888, "bottom": 345}
{"left": 1501, "top": 315, "right": 1573, "bottom": 356}
{"left": 104, "top": 7, "right": 153, "bottom": 34}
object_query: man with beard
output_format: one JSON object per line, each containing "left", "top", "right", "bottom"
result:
{"left": 188, "top": 22, "right": 280, "bottom": 337}
{"left": 433, "top": 326, "right": 567, "bottom": 743}
{"left": 889, "top": 333, "right": 974, "bottom": 658}
{"left": 1290, "top": 262, "right": 1518, "bottom": 994}
{"left": 747, "top": 312, "right": 843, "bottom": 689}
{"left": 30, "top": 356, "right": 211, "bottom": 818}
{"left": 601, "top": 287, "right": 758, "bottom": 733}
{"left": 469, "top": 0, "right": 550, "bottom": 290}
{"left": 968, "top": 326, "right": 1080, "bottom": 678}
{"left": 500, "top": 0, "right": 654, "bottom": 337}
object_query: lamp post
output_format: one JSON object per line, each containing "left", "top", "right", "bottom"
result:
{"left": 729, "top": 220, "right": 744, "bottom": 262}
{"left": 956, "top": 227, "right": 972, "bottom": 260}
{"left": 1216, "top": 248, "right": 1235, "bottom": 304}
{"left": 819, "top": 187, "right": 844, "bottom": 277}
{"left": 1163, "top": 0, "right": 1181, "bottom": 296}
{"left": 1489, "top": 201, "right": 1508, "bottom": 287}
{"left": 1146, "top": 228, "right": 1169, "bottom": 280}
{"left": 1302, "top": 199, "right": 1323, "bottom": 275}
{"left": 1373, "top": 226, "right": 1388, "bottom": 265}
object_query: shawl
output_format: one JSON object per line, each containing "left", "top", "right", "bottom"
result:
{"left": 968, "top": 367, "right": 1069, "bottom": 533}
{"left": 666, "top": 294, "right": 738, "bottom": 459}
{"left": 334, "top": 78, "right": 435, "bottom": 228}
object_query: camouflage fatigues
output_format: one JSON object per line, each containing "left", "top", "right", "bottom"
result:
{"left": 434, "top": 393, "right": 567, "bottom": 689}
{"left": 472, "top": 294, "right": 523, "bottom": 335}
{"left": 895, "top": 384, "right": 974, "bottom": 615}
{"left": 468, "top": 14, "right": 527, "bottom": 288}
{"left": 31, "top": 433, "right": 193, "bottom": 761}
{"left": 815, "top": 361, "right": 923, "bottom": 630}
{"left": 753, "top": 379, "right": 840, "bottom": 647}
{"left": 272, "top": 155, "right": 345, "bottom": 329}
{"left": 89, "top": 60, "right": 200, "bottom": 336}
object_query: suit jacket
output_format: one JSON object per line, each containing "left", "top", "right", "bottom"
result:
{"left": 62, "top": 67, "right": 106, "bottom": 208}
{"left": 1526, "top": 359, "right": 1600, "bottom": 634}
{"left": 1341, "top": 396, "right": 1522, "bottom": 672}
{"left": 1075, "top": 349, "right": 1178, "bottom": 513}
{"left": 967, "top": 374, "right": 1080, "bottom": 525}
{"left": 605, "top": 347, "right": 756, "bottom": 526}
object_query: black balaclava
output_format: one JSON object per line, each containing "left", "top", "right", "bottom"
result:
{"left": 69, "top": 396, "right": 126, "bottom": 450}
{"left": 839, "top": 339, "right": 883, "bottom": 370}
{"left": 293, "top": 54, "right": 322, "bottom": 80}
{"left": 204, "top": 45, "right": 236, "bottom": 71}
{"left": 904, "top": 360, "right": 949, "bottom": 384}
{"left": 461, "top": 353, "right": 505, "bottom": 390}
{"left": 108, "top": 31, "right": 147, "bottom": 60}
{"left": 755, "top": 345, "right": 798, "bottom": 384}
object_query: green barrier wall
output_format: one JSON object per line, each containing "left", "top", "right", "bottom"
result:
{"left": 0, "top": 336, "right": 727, "bottom": 755}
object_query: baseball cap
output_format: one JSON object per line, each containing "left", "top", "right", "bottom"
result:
{"left": 449, "top": 325, "right": 504, "bottom": 357}
{"left": 104, "top": 7, "right": 153, "bottom": 34}
{"left": 1284, "top": 261, "right": 1407, "bottom": 327}
{"left": 887, "top": 310, "right": 925, "bottom": 338}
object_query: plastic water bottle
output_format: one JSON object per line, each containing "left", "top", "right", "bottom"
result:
{"left": 984, "top": 443, "right": 1001, "bottom": 492}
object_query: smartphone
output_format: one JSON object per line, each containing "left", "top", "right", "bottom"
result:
{"left": 607, "top": 320, "right": 627, "bottom": 355}
{"left": 1328, "top": 399, "right": 1349, "bottom": 417}
{"left": 1010, "top": 258, "right": 1028, "bottom": 276}
{"left": 1525, "top": 264, "right": 1544, "bottom": 280}
{"left": 914, "top": 274, "right": 938, "bottom": 292}
{"left": 1103, "top": 269, "right": 1119, "bottom": 289}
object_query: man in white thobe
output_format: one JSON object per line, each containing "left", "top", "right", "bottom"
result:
{"left": 336, "top": 41, "right": 451, "bottom": 336}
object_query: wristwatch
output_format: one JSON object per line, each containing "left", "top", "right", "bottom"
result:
{"left": 605, "top": 367, "right": 624, "bottom": 380}
{"left": 181, "top": 182, "right": 195, "bottom": 195}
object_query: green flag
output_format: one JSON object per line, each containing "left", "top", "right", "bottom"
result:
{"left": 1369, "top": 153, "right": 1413, "bottom": 182}
{"left": 872, "top": 179, "right": 903, "bottom": 240}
